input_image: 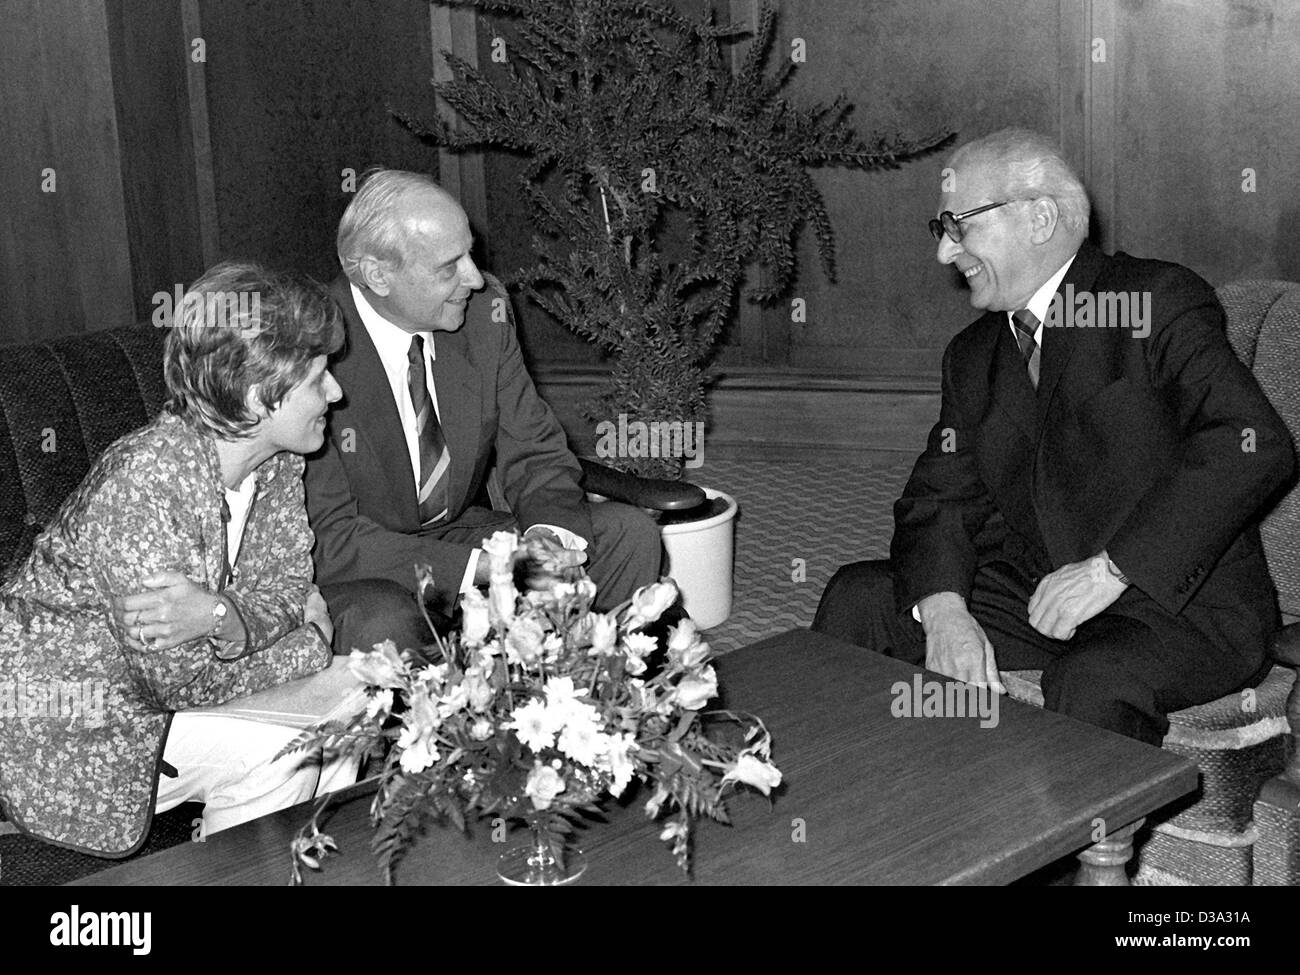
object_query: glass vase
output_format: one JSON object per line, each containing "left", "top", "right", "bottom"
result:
{"left": 496, "top": 812, "right": 587, "bottom": 886}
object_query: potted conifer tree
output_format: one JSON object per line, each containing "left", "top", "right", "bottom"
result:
{"left": 404, "top": 0, "right": 950, "bottom": 625}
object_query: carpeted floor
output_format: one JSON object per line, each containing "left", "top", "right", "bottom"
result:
{"left": 689, "top": 454, "right": 915, "bottom": 654}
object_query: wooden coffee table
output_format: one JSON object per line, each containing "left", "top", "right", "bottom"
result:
{"left": 78, "top": 629, "right": 1197, "bottom": 886}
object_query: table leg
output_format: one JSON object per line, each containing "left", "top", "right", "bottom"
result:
{"left": 1074, "top": 819, "right": 1144, "bottom": 886}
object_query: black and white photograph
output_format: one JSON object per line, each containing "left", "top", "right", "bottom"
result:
{"left": 0, "top": 0, "right": 1295, "bottom": 948}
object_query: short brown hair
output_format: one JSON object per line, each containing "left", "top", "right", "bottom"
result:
{"left": 163, "top": 261, "right": 343, "bottom": 437}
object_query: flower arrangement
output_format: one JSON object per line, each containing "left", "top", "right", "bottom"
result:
{"left": 285, "top": 531, "right": 780, "bottom": 885}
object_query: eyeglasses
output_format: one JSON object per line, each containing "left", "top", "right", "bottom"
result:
{"left": 928, "top": 201, "right": 1010, "bottom": 243}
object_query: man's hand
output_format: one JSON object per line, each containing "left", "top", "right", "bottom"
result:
{"left": 111, "top": 570, "right": 222, "bottom": 652}
{"left": 917, "top": 591, "right": 1005, "bottom": 692}
{"left": 1028, "top": 554, "right": 1128, "bottom": 640}
{"left": 519, "top": 526, "right": 586, "bottom": 591}
{"left": 304, "top": 585, "right": 334, "bottom": 647}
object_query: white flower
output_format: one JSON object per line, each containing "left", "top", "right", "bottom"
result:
{"left": 470, "top": 717, "right": 493, "bottom": 741}
{"left": 673, "top": 665, "right": 718, "bottom": 711}
{"left": 364, "top": 689, "right": 393, "bottom": 720}
{"left": 623, "top": 632, "right": 656, "bottom": 659}
{"left": 463, "top": 670, "right": 494, "bottom": 712}
{"left": 524, "top": 762, "right": 566, "bottom": 811}
{"left": 667, "top": 619, "right": 697, "bottom": 652}
{"left": 347, "top": 641, "right": 407, "bottom": 689}
{"left": 460, "top": 589, "right": 491, "bottom": 645}
{"left": 624, "top": 653, "right": 647, "bottom": 676}
{"left": 508, "top": 698, "right": 559, "bottom": 753}
{"left": 587, "top": 613, "right": 617, "bottom": 655}
{"left": 544, "top": 675, "right": 583, "bottom": 706}
{"left": 405, "top": 684, "right": 442, "bottom": 736}
{"left": 481, "top": 530, "right": 520, "bottom": 577}
{"left": 398, "top": 735, "right": 439, "bottom": 775}
{"left": 644, "top": 784, "right": 670, "bottom": 819}
{"left": 678, "top": 640, "right": 710, "bottom": 669}
{"left": 557, "top": 716, "right": 608, "bottom": 767}
{"left": 574, "top": 578, "right": 597, "bottom": 606}
{"left": 721, "top": 753, "right": 783, "bottom": 795}
{"left": 437, "top": 681, "right": 470, "bottom": 719}
{"left": 623, "top": 580, "right": 679, "bottom": 630}
{"left": 659, "top": 819, "right": 689, "bottom": 843}
{"left": 600, "top": 733, "right": 637, "bottom": 798}
{"left": 505, "top": 616, "right": 546, "bottom": 665}
{"left": 543, "top": 632, "right": 563, "bottom": 662}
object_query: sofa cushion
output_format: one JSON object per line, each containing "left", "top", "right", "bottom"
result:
{"left": 0, "top": 324, "right": 167, "bottom": 582}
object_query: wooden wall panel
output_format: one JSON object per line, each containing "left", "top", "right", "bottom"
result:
{"left": 0, "top": 0, "right": 134, "bottom": 340}
{"left": 198, "top": 0, "right": 438, "bottom": 281}
{"left": 1111, "top": 0, "right": 1300, "bottom": 282}
{"left": 105, "top": 0, "right": 212, "bottom": 320}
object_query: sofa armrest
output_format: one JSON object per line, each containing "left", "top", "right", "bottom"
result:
{"left": 578, "top": 457, "right": 707, "bottom": 512}
{"left": 1270, "top": 621, "right": 1300, "bottom": 668}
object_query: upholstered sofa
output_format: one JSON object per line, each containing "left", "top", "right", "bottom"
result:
{"left": 1003, "top": 280, "right": 1300, "bottom": 885}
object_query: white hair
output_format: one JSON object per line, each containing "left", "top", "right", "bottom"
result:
{"left": 950, "top": 128, "right": 1091, "bottom": 235}
{"left": 337, "top": 169, "right": 446, "bottom": 283}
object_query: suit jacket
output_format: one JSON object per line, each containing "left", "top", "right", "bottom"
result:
{"left": 304, "top": 275, "right": 591, "bottom": 598}
{"left": 891, "top": 242, "right": 1295, "bottom": 656}
{"left": 0, "top": 412, "right": 330, "bottom": 856}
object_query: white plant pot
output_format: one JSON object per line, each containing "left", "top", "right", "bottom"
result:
{"left": 659, "top": 488, "right": 738, "bottom": 630}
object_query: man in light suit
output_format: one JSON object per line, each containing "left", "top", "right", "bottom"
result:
{"left": 304, "top": 170, "right": 662, "bottom": 655}
{"left": 813, "top": 128, "right": 1294, "bottom": 744}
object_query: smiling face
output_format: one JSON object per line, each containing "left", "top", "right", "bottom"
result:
{"left": 260, "top": 355, "right": 342, "bottom": 455}
{"left": 361, "top": 191, "right": 486, "bottom": 333}
{"left": 934, "top": 163, "right": 1040, "bottom": 313}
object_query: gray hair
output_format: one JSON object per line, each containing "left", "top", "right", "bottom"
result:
{"left": 950, "top": 128, "right": 1091, "bottom": 235}
{"left": 337, "top": 169, "right": 445, "bottom": 283}
{"left": 164, "top": 261, "right": 343, "bottom": 438}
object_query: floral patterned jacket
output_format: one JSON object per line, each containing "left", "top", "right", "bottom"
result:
{"left": 0, "top": 411, "right": 331, "bottom": 856}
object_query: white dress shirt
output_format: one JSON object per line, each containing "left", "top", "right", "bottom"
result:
{"left": 1006, "top": 253, "right": 1075, "bottom": 349}
{"left": 349, "top": 284, "right": 584, "bottom": 594}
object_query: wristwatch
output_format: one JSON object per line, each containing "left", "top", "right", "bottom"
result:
{"left": 1105, "top": 555, "right": 1130, "bottom": 586}
{"left": 209, "top": 596, "right": 228, "bottom": 636}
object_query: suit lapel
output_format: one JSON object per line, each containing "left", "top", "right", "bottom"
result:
{"left": 1035, "top": 241, "right": 1109, "bottom": 427}
{"left": 430, "top": 328, "right": 481, "bottom": 515}
{"left": 329, "top": 277, "right": 422, "bottom": 525}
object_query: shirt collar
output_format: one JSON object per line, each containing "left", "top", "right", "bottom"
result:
{"left": 349, "top": 282, "right": 435, "bottom": 371}
{"left": 1010, "top": 252, "right": 1076, "bottom": 332}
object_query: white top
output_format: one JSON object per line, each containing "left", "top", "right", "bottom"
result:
{"left": 225, "top": 472, "right": 257, "bottom": 567}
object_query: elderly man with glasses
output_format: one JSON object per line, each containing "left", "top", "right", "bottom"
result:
{"left": 813, "top": 127, "right": 1294, "bottom": 745}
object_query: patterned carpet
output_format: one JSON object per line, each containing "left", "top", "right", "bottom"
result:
{"left": 688, "top": 455, "right": 916, "bottom": 654}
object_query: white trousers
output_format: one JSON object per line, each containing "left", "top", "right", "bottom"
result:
{"left": 155, "top": 711, "right": 361, "bottom": 839}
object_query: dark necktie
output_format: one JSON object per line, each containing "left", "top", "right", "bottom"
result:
{"left": 407, "top": 336, "right": 450, "bottom": 525}
{"left": 1011, "top": 308, "right": 1041, "bottom": 390}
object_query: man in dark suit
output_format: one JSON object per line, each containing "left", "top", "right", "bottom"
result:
{"left": 304, "top": 170, "right": 662, "bottom": 655}
{"left": 813, "top": 128, "right": 1294, "bottom": 744}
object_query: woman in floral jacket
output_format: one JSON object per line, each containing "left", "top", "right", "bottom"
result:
{"left": 0, "top": 261, "right": 346, "bottom": 856}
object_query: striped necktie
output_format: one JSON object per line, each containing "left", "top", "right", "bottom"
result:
{"left": 1011, "top": 308, "right": 1041, "bottom": 390}
{"left": 407, "top": 335, "right": 450, "bottom": 525}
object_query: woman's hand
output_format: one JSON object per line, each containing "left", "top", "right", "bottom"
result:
{"left": 111, "top": 570, "right": 222, "bottom": 652}
{"left": 303, "top": 585, "right": 334, "bottom": 648}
